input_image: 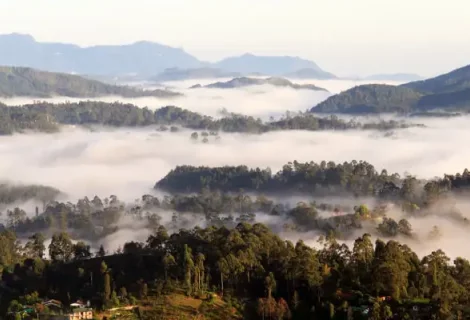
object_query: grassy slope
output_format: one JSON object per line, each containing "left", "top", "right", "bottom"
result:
{"left": 94, "top": 293, "right": 240, "bottom": 320}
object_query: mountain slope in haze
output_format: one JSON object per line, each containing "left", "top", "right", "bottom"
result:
{"left": 364, "top": 73, "right": 423, "bottom": 81}
{"left": 191, "top": 77, "right": 328, "bottom": 91}
{"left": 0, "top": 33, "right": 202, "bottom": 76}
{"left": 214, "top": 53, "right": 335, "bottom": 78}
{"left": 283, "top": 68, "right": 337, "bottom": 80}
{"left": 311, "top": 84, "right": 423, "bottom": 114}
{"left": 312, "top": 64, "right": 470, "bottom": 114}
{"left": 0, "top": 66, "right": 181, "bottom": 98}
{"left": 154, "top": 67, "right": 241, "bottom": 81}
{"left": 0, "top": 34, "right": 336, "bottom": 80}
{"left": 402, "top": 64, "right": 470, "bottom": 94}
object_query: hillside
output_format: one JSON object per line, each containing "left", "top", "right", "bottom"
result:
{"left": 0, "top": 66, "right": 180, "bottom": 98}
{"left": 311, "top": 84, "right": 422, "bottom": 114}
{"left": 0, "top": 33, "right": 202, "bottom": 76}
{"left": 192, "top": 77, "right": 328, "bottom": 91}
{"left": 214, "top": 53, "right": 334, "bottom": 77}
{"left": 402, "top": 64, "right": 470, "bottom": 94}
{"left": 154, "top": 67, "right": 241, "bottom": 81}
{"left": 311, "top": 64, "right": 470, "bottom": 114}
{"left": 414, "top": 88, "right": 470, "bottom": 111}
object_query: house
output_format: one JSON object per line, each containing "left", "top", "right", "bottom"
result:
{"left": 70, "top": 300, "right": 87, "bottom": 309}
{"left": 42, "top": 299, "right": 63, "bottom": 310}
{"left": 68, "top": 308, "right": 93, "bottom": 320}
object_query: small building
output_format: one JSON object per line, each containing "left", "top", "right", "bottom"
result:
{"left": 70, "top": 300, "right": 87, "bottom": 309}
{"left": 68, "top": 308, "right": 93, "bottom": 320}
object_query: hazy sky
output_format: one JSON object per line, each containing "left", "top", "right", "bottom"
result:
{"left": 0, "top": 0, "right": 468, "bottom": 76}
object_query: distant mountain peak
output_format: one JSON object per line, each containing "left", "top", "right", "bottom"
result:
{"left": 0, "top": 33, "right": 335, "bottom": 79}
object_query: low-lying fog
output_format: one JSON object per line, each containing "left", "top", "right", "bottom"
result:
{"left": 1, "top": 116, "right": 469, "bottom": 201}
{"left": 0, "top": 78, "right": 403, "bottom": 121}
{"left": 2, "top": 77, "right": 470, "bottom": 259}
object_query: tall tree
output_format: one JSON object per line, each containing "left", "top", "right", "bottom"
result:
{"left": 48, "top": 232, "right": 73, "bottom": 262}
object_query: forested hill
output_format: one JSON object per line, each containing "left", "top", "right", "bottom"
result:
{"left": 0, "top": 66, "right": 181, "bottom": 98}
{"left": 311, "top": 64, "right": 470, "bottom": 114}
{"left": 155, "top": 161, "right": 402, "bottom": 195}
{"left": 155, "top": 161, "right": 470, "bottom": 203}
{"left": 191, "top": 77, "right": 328, "bottom": 91}
{"left": 310, "top": 84, "right": 422, "bottom": 114}
{"left": 0, "top": 101, "right": 422, "bottom": 135}
{"left": 402, "top": 64, "right": 470, "bottom": 94}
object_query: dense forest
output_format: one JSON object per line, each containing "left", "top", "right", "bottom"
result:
{"left": 0, "top": 101, "right": 422, "bottom": 135}
{"left": 1, "top": 220, "right": 470, "bottom": 319}
{"left": 0, "top": 66, "right": 181, "bottom": 98}
{"left": 2, "top": 161, "right": 470, "bottom": 318}
{"left": 310, "top": 85, "right": 422, "bottom": 114}
{"left": 311, "top": 64, "right": 470, "bottom": 114}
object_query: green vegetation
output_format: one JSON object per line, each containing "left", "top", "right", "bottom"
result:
{"left": 0, "top": 220, "right": 466, "bottom": 319}
{"left": 0, "top": 183, "right": 60, "bottom": 206}
{"left": 311, "top": 84, "right": 423, "bottom": 114}
{"left": 311, "top": 64, "right": 470, "bottom": 114}
{"left": 155, "top": 160, "right": 400, "bottom": 195}
{"left": 0, "top": 102, "right": 422, "bottom": 135}
{"left": 193, "top": 76, "right": 328, "bottom": 91}
{"left": 3, "top": 162, "right": 470, "bottom": 318}
{"left": 0, "top": 66, "right": 181, "bottom": 98}
{"left": 402, "top": 64, "right": 470, "bottom": 94}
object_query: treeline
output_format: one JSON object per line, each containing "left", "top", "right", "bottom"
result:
{"left": 3, "top": 186, "right": 464, "bottom": 250}
{"left": 0, "top": 190, "right": 388, "bottom": 243}
{"left": 2, "top": 222, "right": 470, "bottom": 319}
{"left": 155, "top": 160, "right": 401, "bottom": 195}
{"left": 155, "top": 161, "right": 470, "bottom": 202}
{"left": 0, "top": 101, "right": 422, "bottom": 135}
{"left": 0, "top": 183, "right": 60, "bottom": 206}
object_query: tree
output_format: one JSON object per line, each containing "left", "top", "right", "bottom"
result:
{"left": 73, "top": 241, "right": 92, "bottom": 260}
{"left": 194, "top": 253, "right": 206, "bottom": 292}
{"left": 162, "top": 253, "right": 176, "bottom": 281}
{"left": 398, "top": 219, "right": 413, "bottom": 236}
{"left": 25, "top": 233, "right": 45, "bottom": 258}
{"left": 103, "top": 272, "right": 111, "bottom": 304}
{"left": 276, "top": 298, "right": 291, "bottom": 320}
{"left": 183, "top": 244, "right": 194, "bottom": 295}
{"left": 370, "top": 302, "right": 381, "bottom": 320}
{"left": 291, "top": 291, "right": 300, "bottom": 311}
{"left": 381, "top": 304, "right": 393, "bottom": 320}
{"left": 48, "top": 232, "right": 73, "bottom": 262}
{"left": 146, "top": 225, "right": 169, "bottom": 251}
{"left": 97, "top": 245, "right": 106, "bottom": 257}
{"left": 139, "top": 280, "right": 148, "bottom": 299}
{"left": 265, "top": 272, "right": 277, "bottom": 299}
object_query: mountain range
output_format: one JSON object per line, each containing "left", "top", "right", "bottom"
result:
{"left": 0, "top": 33, "right": 336, "bottom": 80}
{"left": 311, "top": 64, "right": 470, "bottom": 114}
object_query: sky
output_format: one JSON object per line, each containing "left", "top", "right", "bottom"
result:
{"left": 0, "top": 0, "right": 469, "bottom": 77}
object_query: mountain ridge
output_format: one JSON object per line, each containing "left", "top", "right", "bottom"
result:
{"left": 0, "top": 33, "right": 336, "bottom": 79}
{"left": 0, "top": 66, "right": 181, "bottom": 98}
{"left": 311, "top": 64, "right": 470, "bottom": 114}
